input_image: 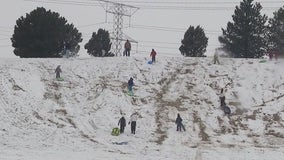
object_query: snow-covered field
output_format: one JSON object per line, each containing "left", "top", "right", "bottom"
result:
{"left": 0, "top": 56, "right": 284, "bottom": 160}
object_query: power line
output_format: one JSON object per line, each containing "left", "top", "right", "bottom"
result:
{"left": 139, "top": 40, "right": 180, "bottom": 45}
{"left": 109, "top": 1, "right": 284, "bottom": 4}
{"left": 24, "top": 0, "right": 282, "bottom": 11}
{"left": 136, "top": 6, "right": 280, "bottom": 11}
{"left": 0, "top": 44, "right": 11, "bottom": 47}
{"left": 0, "top": 33, "right": 11, "bottom": 37}
{"left": 0, "top": 38, "right": 10, "bottom": 41}
{"left": 78, "top": 21, "right": 222, "bottom": 33}
{"left": 24, "top": 0, "right": 102, "bottom": 7}
{"left": 140, "top": 44, "right": 178, "bottom": 50}
{"left": 78, "top": 21, "right": 106, "bottom": 28}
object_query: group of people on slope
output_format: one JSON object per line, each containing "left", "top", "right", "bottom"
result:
{"left": 118, "top": 113, "right": 139, "bottom": 135}
{"left": 124, "top": 39, "right": 157, "bottom": 63}
{"left": 118, "top": 113, "right": 185, "bottom": 135}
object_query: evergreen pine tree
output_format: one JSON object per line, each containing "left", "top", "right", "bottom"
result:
{"left": 179, "top": 25, "right": 208, "bottom": 57}
{"left": 11, "top": 7, "right": 82, "bottom": 58}
{"left": 84, "top": 29, "right": 113, "bottom": 57}
{"left": 219, "top": 0, "right": 268, "bottom": 58}
{"left": 268, "top": 6, "right": 284, "bottom": 56}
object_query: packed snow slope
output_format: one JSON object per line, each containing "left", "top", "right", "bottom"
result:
{"left": 0, "top": 56, "right": 284, "bottom": 160}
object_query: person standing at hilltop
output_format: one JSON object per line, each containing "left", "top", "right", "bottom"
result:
{"left": 124, "top": 39, "right": 131, "bottom": 56}
{"left": 150, "top": 49, "right": 157, "bottom": 63}
{"left": 55, "top": 65, "right": 62, "bottom": 79}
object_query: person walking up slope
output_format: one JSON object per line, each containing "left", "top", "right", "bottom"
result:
{"left": 118, "top": 116, "right": 126, "bottom": 134}
{"left": 128, "top": 77, "right": 134, "bottom": 96}
{"left": 150, "top": 49, "right": 157, "bottom": 63}
{"left": 176, "top": 113, "right": 185, "bottom": 132}
{"left": 129, "top": 113, "right": 138, "bottom": 134}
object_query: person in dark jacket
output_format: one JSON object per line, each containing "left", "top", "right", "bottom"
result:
{"left": 150, "top": 49, "right": 157, "bottom": 63}
{"left": 124, "top": 39, "right": 131, "bottom": 56}
{"left": 128, "top": 77, "right": 134, "bottom": 95}
{"left": 55, "top": 65, "right": 62, "bottom": 79}
{"left": 118, "top": 116, "right": 126, "bottom": 133}
{"left": 175, "top": 113, "right": 183, "bottom": 132}
{"left": 219, "top": 88, "right": 226, "bottom": 107}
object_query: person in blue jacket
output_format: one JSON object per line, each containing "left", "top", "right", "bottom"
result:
{"left": 128, "top": 77, "right": 134, "bottom": 95}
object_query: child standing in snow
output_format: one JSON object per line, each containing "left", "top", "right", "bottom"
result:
{"left": 55, "top": 65, "right": 62, "bottom": 79}
{"left": 150, "top": 49, "right": 157, "bottom": 63}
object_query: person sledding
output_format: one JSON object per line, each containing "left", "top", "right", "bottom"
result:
{"left": 127, "top": 77, "right": 134, "bottom": 96}
{"left": 219, "top": 88, "right": 231, "bottom": 115}
{"left": 55, "top": 65, "right": 62, "bottom": 80}
{"left": 175, "top": 113, "right": 185, "bottom": 132}
{"left": 150, "top": 49, "right": 157, "bottom": 63}
{"left": 118, "top": 116, "right": 126, "bottom": 134}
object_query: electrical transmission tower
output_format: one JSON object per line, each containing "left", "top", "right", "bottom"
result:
{"left": 98, "top": 0, "right": 139, "bottom": 56}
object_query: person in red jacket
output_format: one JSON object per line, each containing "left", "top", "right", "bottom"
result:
{"left": 150, "top": 49, "right": 157, "bottom": 63}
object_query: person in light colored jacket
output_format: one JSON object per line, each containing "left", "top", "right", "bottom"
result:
{"left": 129, "top": 113, "right": 138, "bottom": 134}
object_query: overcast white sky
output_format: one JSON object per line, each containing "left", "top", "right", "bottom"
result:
{"left": 0, "top": 0, "right": 282, "bottom": 58}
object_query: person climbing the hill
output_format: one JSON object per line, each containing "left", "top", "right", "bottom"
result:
{"left": 118, "top": 116, "right": 126, "bottom": 134}
{"left": 128, "top": 77, "right": 134, "bottom": 96}
{"left": 176, "top": 113, "right": 185, "bottom": 132}
{"left": 219, "top": 88, "right": 226, "bottom": 107}
{"left": 129, "top": 113, "right": 138, "bottom": 134}
{"left": 55, "top": 65, "right": 62, "bottom": 79}
{"left": 150, "top": 49, "right": 157, "bottom": 63}
{"left": 124, "top": 39, "right": 131, "bottom": 56}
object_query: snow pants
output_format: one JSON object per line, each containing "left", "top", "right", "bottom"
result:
{"left": 56, "top": 72, "right": 60, "bottom": 79}
{"left": 220, "top": 96, "right": 225, "bottom": 107}
{"left": 120, "top": 125, "right": 125, "bottom": 133}
{"left": 177, "top": 123, "right": 182, "bottom": 131}
{"left": 125, "top": 49, "right": 130, "bottom": 56}
{"left": 152, "top": 56, "right": 156, "bottom": 63}
{"left": 131, "top": 121, "right": 136, "bottom": 134}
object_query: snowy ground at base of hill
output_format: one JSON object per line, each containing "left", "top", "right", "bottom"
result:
{"left": 0, "top": 56, "right": 284, "bottom": 160}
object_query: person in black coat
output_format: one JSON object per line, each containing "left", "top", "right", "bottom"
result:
{"left": 176, "top": 113, "right": 183, "bottom": 132}
{"left": 220, "top": 88, "right": 226, "bottom": 107}
{"left": 55, "top": 65, "right": 62, "bottom": 79}
{"left": 118, "top": 116, "right": 126, "bottom": 133}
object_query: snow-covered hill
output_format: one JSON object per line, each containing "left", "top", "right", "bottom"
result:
{"left": 0, "top": 56, "right": 284, "bottom": 160}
